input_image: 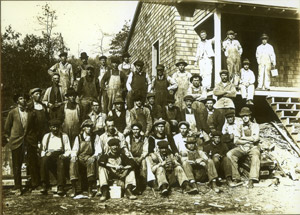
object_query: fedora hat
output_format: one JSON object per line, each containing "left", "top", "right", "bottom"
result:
{"left": 220, "top": 70, "right": 229, "bottom": 76}
{"left": 242, "top": 58, "right": 250, "bottom": 65}
{"left": 204, "top": 97, "right": 216, "bottom": 104}
{"left": 80, "top": 52, "right": 89, "bottom": 59}
{"left": 190, "top": 73, "right": 202, "bottom": 83}
{"left": 227, "top": 30, "right": 236, "bottom": 36}
{"left": 178, "top": 121, "right": 190, "bottom": 128}
{"left": 49, "top": 119, "right": 62, "bottom": 127}
{"left": 153, "top": 118, "right": 166, "bottom": 127}
{"left": 99, "top": 55, "right": 107, "bottom": 60}
{"left": 184, "top": 95, "right": 194, "bottom": 102}
{"left": 239, "top": 107, "right": 252, "bottom": 116}
{"left": 175, "top": 59, "right": 188, "bottom": 67}
{"left": 131, "top": 122, "right": 143, "bottom": 130}
{"left": 260, "top": 33, "right": 269, "bottom": 40}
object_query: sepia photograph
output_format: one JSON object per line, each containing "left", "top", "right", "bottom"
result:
{"left": 1, "top": 0, "right": 300, "bottom": 214}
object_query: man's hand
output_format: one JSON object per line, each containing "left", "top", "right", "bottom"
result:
{"left": 70, "top": 156, "right": 77, "bottom": 163}
{"left": 214, "top": 154, "right": 221, "bottom": 160}
{"left": 87, "top": 156, "right": 96, "bottom": 164}
{"left": 45, "top": 151, "right": 53, "bottom": 157}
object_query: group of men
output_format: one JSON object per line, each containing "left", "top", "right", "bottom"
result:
{"left": 4, "top": 34, "right": 265, "bottom": 201}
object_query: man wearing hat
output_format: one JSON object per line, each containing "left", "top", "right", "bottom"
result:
{"left": 144, "top": 92, "right": 163, "bottom": 121}
{"left": 75, "top": 52, "right": 89, "bottom": 80}
{"left": 256, "top": 33, "right": 276, "bottom": 90}
{"left": 118, "top": 52, "right": 134, "bottom": 77}
{"left": 149, "top": 140, "right": 197, "bottom": 196}
{"left": 162, "top": 96, "right": 182, "bottom": 135}
{"left": 98, "top": 138, "right": 137, "bottom": 201}
{"left": 108, "top": 97, "right": 131, "bottom": 134}
{"left": 126, "top": 60, "right": 151, "bottom": 109}
{"left": 227, "top": 107, "right": 260, "bottom": 188}
{"left": 222, "top": 30, "right": 243, "bottom": 86}
{"left": 4, "top": 92, "right": 40, "bottom": 195}
{"left": 172, "top": 59, "right": 192, "bottom": 110}
{"left": 48, "top": 51, "right": 74, "bottom": 94}
{"left": 180, "top": 95, "right": 201, "bottom": 133}
{"left": 88, "top": 99, "right": 107, "bottom": 136}
{"left": 239, "top": 59, "right": 255, "bottom": 105}
{"left": 199, "top": 97, "right": 217, "bottom": 134}
{"left": 129, "top": 94, "right": 152, "bottom": 137}
{"left": 125, "top": 122, "right": 149, "bottom": 194}
{"left": 194, "top": 30, "right": 215, "bottom": 90}
{"left": 40, "top": 119, "right": 72, "bottom": 195}
{"left": 203, "top": 131, "right": 235, "bottom": 191}
{"left": 69, "top": 119, "right": 98, "bottom": 197}
{"left": 101, "top": 56, "right": 126, "bottom": 113}
{"left": 43, "top": 73, "right": 65, "bottom": 120}
{"left": 222, "top": 110, "right": 242, "bottom": 150}
{"left": 77, "top": 65, "right": 101, "bottom": 118}
{"left": 62, "top": 87, "right": 81, "bottom": 147}
{"left": 151, "top": 64, "right": 177, "bottom": 108}
{"left": 187, "top": 74, "right": 207, "bottom": 112}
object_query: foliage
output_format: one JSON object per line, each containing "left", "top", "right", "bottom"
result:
{"left": 108, "top": 20, "right": 130, "bottom": 57}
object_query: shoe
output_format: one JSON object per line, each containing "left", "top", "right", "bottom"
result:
{"left": 248, "top": 100, "right": 254, "bottom": 105}
{"left": 125, "top": 187, "right": 137, "bottom": 200}
{"left": 88, "top": 186, "right": 94, "bottom": 198}
{"left": 96, "top": 187, "right": 102, "bottom": 197}
{"left": 265, "top": 88, "right": 270, "bottom": 91}
{"left": 211, "top": 181, "right": 220, "bottom": 193}
{"left": 188, "top": 183, "right": 199, "bottom": 194}
{"left": 182, "top": 181, "right": 197, "bottom": 195}
{"left": 247, "top": 180, "right": 254, "bottom": 189}
{"left": 57, "top": 186, "right": 65, "bottom": 196}
{"left": 160, "top": 183, "right": 169, "bottom": 196}
{"left": 100, "top": 186, "right": 109, "bottom": 202}
{"left": 226, "top": 177, "right": 235, "bottom": 188}
{"left": 40, "top": 183, "right": 48, "bottom": 195}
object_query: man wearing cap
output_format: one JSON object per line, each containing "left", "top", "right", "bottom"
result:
{"left": 222, "top": 30, "right": 243, "bottom": 86}
{"left": 239, "top": 59, "right": 255, "bottom": 105}
{"left": 126, "top": 60, "right": 152, "bottom": 109}
{"left": 151, "top": 64, "right": 177, "bottom": 107}
{"left": 98, "top": 138, "right": 137, "bottom": 201}
{"left": 129, "top": 95, "right": 152, "bottom": 137}
{"left": 213, "top": 70, "right": 237, "bottom": 100}
{"left": 125, "top": 122, "right": 149, "bottom": 194}
{"left": 88, "top": 100, "right": 107, "bottom": 136}
{"left": 227, "top": 107, "right": 260, "bottom": 188}
{"left": 77, "top": 65, "right": 101, "bottom": 118}
{"left": 101, "top": 57, "right": 126, "bottom": 113}
{"left": 203, "top": 131, "right": 235, "bottom": 191}
{"left": 76, "top": 52, "right": 89, "bottom": 80}
{"left": 162, "top": 96, "right": 182, "bottom": 134}
{"left": 172, "top": 59, "right": 192, "bottom": 110}
{"left": 194, "top": 30, "right": 215, "bottom": 90}
{"left": 40, "top": 119, "right": 72, "bottom": 195}
{"left": 149, "top": 140, "right": 197, "bottom": 196}
{"left": 108, "top": 97, "right": 131, "bottom": 134}
{"left": 222, "top": 110, "right": 243, "bottom": 150}
{"left": 62, "top": 88, "right": 81, "bottom": 147}
{"left": 48, "top": 52, "right": 74, "bottom": 94}
{"left": 43, "top": 73, "right": 65, "bottom": 120}
{"left": 187, "top": 73, "right": 207, "bottom": 113}
{"left": 4, "top": 93, "right": 40, "bottom": 195}
{"left": 256, "top": 34, "right": 276, "bottom": 90}
{"left": 145, "top": 92, "right": 163, "bottom": 121}
{"left": 70, "top": 119, "right": 98, "bottom": 197}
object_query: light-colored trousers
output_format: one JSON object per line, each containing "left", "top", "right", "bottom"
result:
{"left": 257, "top": 63, "right": 271, "bottom": 89}
{"left": 199, "top": 57, "right": 213, "bottom": 89}
{"left": 240, "top": 84, "right": 255, "bottom": 100}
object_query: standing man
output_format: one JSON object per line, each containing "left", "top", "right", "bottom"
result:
{"left": 126, "top": 60, "right": 152, "bottom": 109}
{"left": 239, "top": 59, "right": 255, "bottom": 105}
{"left": 194, "top": 30, "right": 215, "bottom": 90}
{"left": 48, "top": 52, "right": 74, "bottom": 94}
{"left": 222, "top": 30, "right": 243, "bottom": 87}
{"left": 227, "top": 107, "right": 261, "bottom": 188}
{"left": 76, "top": 52, "right": 89, "bottom": 80}
{"left": 256, "top": 34, "right": 276, "bottom": 91}
{"left": 4, "top": 93, "right": 40, "bottom": 195}
{"left": 172, "top": 59, "right": 192, "bottom": 110}
{"left": 98, "top": 55, "right": 108, "bottom": 111}
{"left": 151, "top": 64, "right": 177, "bottom": 108}
{"left": 118, "top": 52, "right": 134, "bottom": 78}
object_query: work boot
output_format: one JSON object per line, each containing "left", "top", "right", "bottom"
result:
{"left": 100, "top": 186, "right": 109, "bottom": 202}
{"left": 190, "top": 182, "right": 199, "bottom": 194}
{"left": 40, "top": 183, "right": 48, "bottom": 195}
{"left": 160, "top": 183, "right": 169, "bottom": 196}
{"left": 57, "top": 185, "right": 65, "bottom": 196}
{"left": 88, "top": 181, "right": 95, "bottom": 198}
{"left": 96, "top": 187, "right": 102, "bottom": 197}
{"left": 247, "top": 180, "right": 254, "bottom": 189}
{"left": 70, "top": 181, "right": 77, "bottom": 198}
{"left": 125, "top": 185, "right": 137, "bottom": 200}
{"left": 182, "top": 181, "right": 198, "bottom": 195}
{"left": 226, "top": 177, "right": 235, "bottom": 188}
{"left": 211, "top": 180, "right": 220, "bottom": 193}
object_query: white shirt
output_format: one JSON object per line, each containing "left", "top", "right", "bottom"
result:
{"left": 89, "top": 111, "right": 107, "bottom": 130}
{"left": 222, "top": 117, "right": 243, "bottom": 136}
{"left": 187, "top": 85, "right": 207, "bottom": 101}
{"left": 195, "top": 38, "right": 215, "bottom": 60}
{"left": 18, "top": 107, "right": 28, "bottom": 128}
{"left": 173, "top": 133, "right": 188, "bottom": 153}
{"left": 222, "top": 39, "right": 243, "bottom": 57}
{"left": 256, "top": 43, "right": 276, "bottom": 66}
{"left": 41, "top": 132, "right": 71, "bottom": 157}
{"left": 240, "top": 68, "right": 255, "bottom": 85}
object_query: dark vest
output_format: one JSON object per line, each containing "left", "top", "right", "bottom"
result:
{"left": 132, "top": 72, "right": 147, "bottom": 92}
{"left": 49, "top": 86, "right": 62, "bottom": 103}
{"left": 112, "top": 109, "right": 126, "bottom": 133}
{"left": 82, "top": 76, "right": 98, "bottom": 98}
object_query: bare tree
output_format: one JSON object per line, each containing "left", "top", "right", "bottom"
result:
{"left": 92, "top": 26, "right": 113, "bottom": 56}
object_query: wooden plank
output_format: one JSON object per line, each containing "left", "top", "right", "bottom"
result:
{"left": 214, "top": 10, "right": 221, "bottom": 85}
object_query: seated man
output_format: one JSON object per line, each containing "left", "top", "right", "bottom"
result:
{"left": 162, "top": 97, "right": 182, "bottom": 135}
{"left": 149, "top": 140, "right": 197, "bottom": 196}
{"left": 203, "top": 131, "right": 235, "bottom": 192}
{"left": 88, "top": 100, "right": 107, "bottom": 136}
{"left": 144, "top": 92, "right": 162, "bottom": 122}
{"left": 187, "top": 74, "right": 207, "bottom": 113}
{"left": 98, "top": 138, "right": 137, "bottom": 202}
{"left": 227, "top": 107, "right": 260, "bottom": 188}
{"left": 40, "top": 119, "right": 71, "bottom": 195}
{"left": 181, "top": 95, "right": 202, "bottom": 133}
{"left": 70, "top": 119, "right": 98, "bottom": 197}
{"left": 239, "top": 59, "right": 255, "bottom": 105}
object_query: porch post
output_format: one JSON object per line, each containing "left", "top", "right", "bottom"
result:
{"left": 214, "top": 10, "right": 221, "bottom": 85}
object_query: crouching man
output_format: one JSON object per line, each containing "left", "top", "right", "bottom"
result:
{"left": 69, "top": 119, "right": 97, "bottom": 197}
{"left": 149, "top": 140, "right": 198, "bottom": 196}
{"left": 98, "top": 138, "right": 137, "bottom": 202}
{"left": 40, "top": 119, "right": 71, "bottom": 195}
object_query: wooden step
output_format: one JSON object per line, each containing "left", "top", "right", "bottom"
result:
{"left": 276, "top": 109, "right": 300, "bottom": 117}
{"left": 280, "top": 116, "right": 300, "bottom": 125}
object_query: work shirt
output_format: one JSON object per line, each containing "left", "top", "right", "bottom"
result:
{"left": 256, "top": 43, "right": 276, "bottom": 66}
{"left": 240, "top": 69, "right": 255, "bottom": 85}
{"left": 126, "top": 71, "right": 152, "bottom": 92}
{"left": 195, "top": 38, "right": 215, "bottom": 60}
{"left": 18, "top": 108, "right": 28, "bottom": 128}
{"left": 213, "top": 81, "right": 237, "bottom": 98}
{"left": 187, "top": 85, "right": 207, "bottom": 101}
{"left": 88, "top": 111, "right": 107, "bottom": 132}
{"left": 234, "top": 122, "right": 260, "bottom": 150}
{"left": 222, "top": 39, "right": 243, "bottom": 57}
{"left": 222, "top": 117, "right": 243, "bottom": 137}
{"left": 41, "top": 132, "right": 71, "bottom": 157}
{"left": 71, "top": 133, "right": 97, "bottom": 157}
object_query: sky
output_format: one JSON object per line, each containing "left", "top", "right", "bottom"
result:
{"left": 1, "top": 1, "right": 138, "bottom": 58}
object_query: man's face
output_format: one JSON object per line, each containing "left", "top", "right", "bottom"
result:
{"left": 67, "top": 95, "right": 76, "bottom": 103}
{"left": 100, "top": 58, "right": 106, "bottom": 66}
{"left": 167, "top": 102, "right": 174, "bottom": 109}
{"left": 185, "top": 99, "right": 193, "bottom": 108}
{"left": 17, "top": 96, "right": 27, "bottom": 107}
{"left": 186, "top": 143, "right": 196, "bottom": 151}
{"left": 178, "top": 64, "right": 185, "bottom": 72}
{"left": 192, "top": 78, "right": 200, "bottom": 87}
{"left": 136, "top": 65, "right": 142, "bottom": 73}
{"left": 212, "top": 136, "right": 221, "bottom": 144}
{"left": 112, "top": 62, "right": 118, "bottom": 69}
{"left": 226, "top": 116, "right": 235, "bottom": 125}
{"left": 148, "top": 97, "right": 155, "bottom": 105}
{"left": 60, "top": 56, "right": 67, "bottom": 63}
{"left": 157, "top": 69, "right": 164, "bottom": 76}
{"left": 156, "top": 124, "right": 165, "bottom": 134}
{"left": 81, "top": 58, "right": 88, "bottom": 64}
{"left": 83, "top": 126, "right": 92, "bottom": 135}
{"left": 262, "top": 39, "right": 267, "bottom": 45}
{"left": 124, "top": 57, "right": 129, "bottom": 63}
{"left": 50, "top": 125, "right": 59, "bottom": 135}
{"left": 221, "top": 74, "right": 228, "bottom": 82}
{"left": 243, "top": 64, "right": 249, "bottom": 70}
{"left": 132, "top": 126, "right": 141, "bottom": 138}
{"left": 110, "top": 144, "right": 119, "bottom": 154}
{"left": 135, "top": 100, "right": 142, "bottom": 108}
{"left": 106, "top": 120, "right": 115, "bottom": 133}
{"left": 206, "top": 101, "right": 214, "bottom": 110}
{"left": 242, "top": 115, "right": 250, "bottom": 124}
{"left": 200, "top": 32, "right": 207, "bottom": 40}
{"left": 32, "top": 92, "right": 41, "bottom": 102}
{"left": 228, "top": 34, "right": 234, "bottom": 40}
{"left": 52, "top": 75, "right": 60, "bottom": 85}
{"left": 159, "top": 147, "right": 168, "bottom": 155}
{"left": 179, "top": 124, "right": 188, "bottom": 136}
{"left": 87, "top": 69, "right": 93, "bottom": 76}
{"left": 115, "top": 103, "right": 123, "bottom": 111}
{"left": 92, "top": 102, "right": 100, "bottom": 113}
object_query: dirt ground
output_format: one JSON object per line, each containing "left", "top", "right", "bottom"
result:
{"left": 2, "top": 177, "right": 300, "bottom": 215}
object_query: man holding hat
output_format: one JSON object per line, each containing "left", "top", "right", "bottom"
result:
{"left": 126, "top": 60, "right": 151, "bottom": 109}
{"left": 48, "top": 52, "right": 74, "bottom": 94}
{"left": 77, "top": 64, "right": 101, "bottom": 118}
{"left": 145, "top": 92, "right": 163, "bottom": 121}
{"left": 98, "top": 138, "right": 137, "bottom": 201}
{"left": 69, "top": 119, "right": 98, "bottom": 197}
{"left": 222, "top": 30, "right": 243, "bottom": 86}
{"left": 172, "top": 59, "right": 192, "bottom": 110}
{"left": 88, "top": 100, "right": 107, "bottom": 136}
{"left": 4, "top": 92, "right": 40, "bottom": 195}
{"left": 227, "top": 107, "right": 260, "bottom": 188}
{"left": 149, "top": 140, "right": 197, "bottom": 196}
{"left": 108, "top": 97, "right": 131, "bottom": 134}
{"left": 151, "top": 64, "right": 177, "bottom": 107}
{"left": 239, "top": 58, "right": 255, "bottom": 105}
{"left": 40, "top": 119, "right": 72, "bottom": 195}
{"left": 129, "top": 94, "right": 152, "bottom": 137}
{"left": 256, "top": 33, "right": 276, "bottom": 90}
{"left": 194, "top": 30, "right": 215, "bottom": 90}
{"left": 101, "top": 56, "right": 126, "bottom": 113}
{"left": 187, "top": 73, "right": 207, "bottom": 113}
{"left": 222, "top": 110, "right": 242, "bottom": 150}
{"left": 76, "top": 52, "right": 89, "bottom": 80}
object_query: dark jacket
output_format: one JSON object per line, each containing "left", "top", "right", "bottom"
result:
{"left": 199, "top": 108, "right": 225, "bottom": 134}
{"left": 203, "top": 140, "right": 229, "bottom": 157}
